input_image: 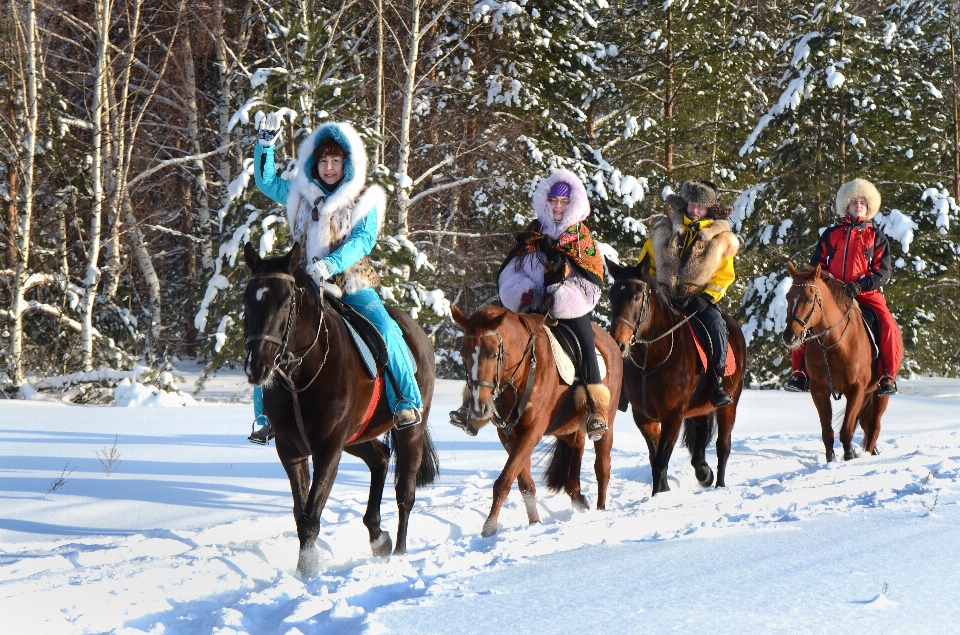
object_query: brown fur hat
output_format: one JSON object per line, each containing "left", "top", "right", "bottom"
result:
{"left": 835, "top": 178, "right": 881, "bottom": 219}
{"left": 664, "top": 180, "right": 732, "bottom": 220}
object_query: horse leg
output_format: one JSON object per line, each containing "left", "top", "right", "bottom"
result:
{"left": 483, "top": 427, "right": 541, "bottom": 537}
{"left": 651, "top": 414, "right": 684, "bottom": 495}
{"left": 344, "top": 440, "right": 393, "bottom": 557}
{"left": 277, "top": 438, "right": 310, "bottom": 522}
{"left": 715, "top": 407, "right": 736, "bottom": 488}
{"left": 516, "top": 466, "right": 542, "bottom": 524}
{"left": 561, "top": 433, "right": 589, "bottom": 510}
{"left": 841, "top": 388, "right": 865, "bottom": 461}
{"left": 391, "top": 426, "right": 426, "bottom": 555}
{"left": 593, "top": 425, "right": 613, "bottom": 510}
{"left": 861, "top": 392, "right": 886, "bottom": 456}
{"left": 294, "top": 442, "right": 344, "bottom": 576}
{"left": 685, "top": 414, "right": 714, "bottom": 487}
{"left": 810, "top": 388, "right": 836, "bottom": 462}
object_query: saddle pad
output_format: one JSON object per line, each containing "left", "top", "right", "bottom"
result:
{"left": 346, "top": 373, "right": 384, "bottom": 445}
{"left": 324, "top": 292, "right": 389, "bottom": 370}
{"left": 543, "top": 326, "right": 606, "bottom": 385}
{"left": 686, "top": 321, "right": 736, "bottom": 377}
{"left": 858, "top": 303, "right": 881, "bottom": 360}
{"left": 343, "top": 320, "right": 379, "bottom": 379}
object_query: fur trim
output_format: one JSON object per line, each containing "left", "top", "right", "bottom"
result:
{"left": 573, "top": 383, "right": 611, "bottom": 414}
{"left": 545, "top": 276, "right": 601, "bottom": 319}
{"left": 533, "top": 169, "right": 591, "bottom": 239}
{"left": 354, "top": 184, "right": 386, "bottom": 237}
{"left": 665, "top": 181, "right": 732, "bottom": 220}
{"left": 835, "top": 178, "right": 881, "bottom": 219}
{"left": 651, "top": 211, "right": 739, "bottom": 300}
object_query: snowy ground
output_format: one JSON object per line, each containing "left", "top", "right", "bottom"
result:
{"left": 2, "top": 362, "right": 959, "bottom": 634}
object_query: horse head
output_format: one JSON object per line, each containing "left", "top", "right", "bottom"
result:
{"left": 242, "top": 241, "right": 303, "bottom": 385}
{"left": 606, "top": 254, "right": 657, "bottom": 359}
{"left": 782, "top": 261, "right": 823, "bottom": 350}
{"left": 451, "top": 304, "right": 519, "bottom": 426}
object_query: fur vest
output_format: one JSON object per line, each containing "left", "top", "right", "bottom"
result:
{"left": 651, "top": 211, "right": 739, "bottom": 301}
{"left": 285, "top": 122, "right": 386, "bottom": 296}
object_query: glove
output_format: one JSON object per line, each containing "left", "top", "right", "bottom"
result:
{"left": 844, "top": 281, "right": 862, "bottom": 298}
{"left": 519, "top": 289, "right": 539, "bottom": 313}
{"left": 306, "top": 258, "right": 331, "bottom": 284}
{"left": 257, "top": 112, "right": 284, "bottom": 147}
{"left": 684, "top": 294, "right": 712, "bottom": 315}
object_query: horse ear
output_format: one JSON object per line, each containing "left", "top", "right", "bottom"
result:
{"left": 285, "top": 242, "right": 301, "bottom": 273}
{"left": 604, "top": 256, "right": 623, "bottom": 280}
{"left": 450, "top": 305, "right": 469, "bottom": 330}
{"left": 243, "top": 241, "right": 259, "bottom": 270}
{"left": 813, "top": 263, "right": 822, "bottom": 279}
{"left": 638, "top": 252, "right": 652, "bottom": 277}
{"left": 786, "top": 260, "right": 798, "bottom": 277}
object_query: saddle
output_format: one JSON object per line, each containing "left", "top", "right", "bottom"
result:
{"left": 543, "top": 324, "right": 607, "bottom": 385}
{"left": 858, "top": 303, "right": 881, "bottom": 361}
{"left": 324, "top": 292, "right": 389, "bottom": 379}
{"left": 686, "top": 315, "right": 736, "bottom": 377}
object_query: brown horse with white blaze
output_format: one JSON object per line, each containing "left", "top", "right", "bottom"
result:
{"left": 607, "top": 256, "right": 747, "bottom": 496}
{"left": 243, "top": 242, "right": 439, "bottom": 576}
{"left": 450, "top": 305, "right": 623, "bottom": 537}
{"left": 782, "top": 262, "right": 891, "bottom": 461}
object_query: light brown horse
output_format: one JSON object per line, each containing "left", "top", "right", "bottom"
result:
{"left": 450, "top": 305, "right": 623, "bottom": 537}
{"left": 782, "top": 262, "right": 891, "bottom": 461}
{"left": 607, "top": 256, "right": 747, "bottom": 496}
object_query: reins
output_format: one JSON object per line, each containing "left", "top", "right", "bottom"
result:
{"left": 245, "top": 271, "right": 330, "bottom": 453}
{"left": 786, "top": 281, "right": 859, "bottom": 400}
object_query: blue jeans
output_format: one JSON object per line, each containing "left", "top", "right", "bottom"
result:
{"left": 252, "top": 288, "right": 423, "bottom": 423}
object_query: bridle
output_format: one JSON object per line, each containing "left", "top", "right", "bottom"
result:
{"left": 244, "top": 271, "right": 329, "bottom": 452}
{"left": 612, "top": 278, "right": 695, "bottom": 374}
{"left": 785, "top": 280, "right": 858, "bottom": 400}
{"left": 463, "top": 316, "right": 539, "bottom": 433}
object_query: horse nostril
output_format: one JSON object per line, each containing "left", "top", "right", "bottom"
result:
{"left": 618, "top": 341, "right": 628, "bottom": 354}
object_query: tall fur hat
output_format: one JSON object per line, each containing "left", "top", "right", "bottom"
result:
{"left": 835, "top": 178, "right": 881, "bottom": 219}
{"left": 664, "top": 179, "right": 732, "bottom": 220}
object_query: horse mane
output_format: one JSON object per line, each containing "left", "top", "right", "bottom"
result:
{"left": 794, "top": 265, "right": 853, "bottom": 310}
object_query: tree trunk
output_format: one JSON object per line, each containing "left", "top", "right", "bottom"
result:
{"left": 80, "top": 0, "right": 112, "bottom": 372}
{"left": 395, "top": 0, "right": 421, "bottom": 236}
{"left": 950, "top": 6, "right": 960, "bottom": 201}
{"left": 663, "top": 8, "right": 674, "bottom": 180}
{"left": 181, "top": 31, "right": 214, "bottom": 271}
{"left": 122, "top": 195, "right": 162, "bottom": 347}
{"left": 9, "top": 0, "right": 41, "bottom": 389}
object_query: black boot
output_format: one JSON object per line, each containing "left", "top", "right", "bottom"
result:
{"left": 248, "top": 421, "right": 274, "bottom": 445}
{"left": 710, "top": 371, "right": 733, "bottom": 408}
{"left": 878, "top": 376, "right": 898, "bottom": 396}
{"left": 449, "top": 403, "right": 478, "bottom": 436}
{"left": 785, "top": 371, "right": 809, "bottom": 393}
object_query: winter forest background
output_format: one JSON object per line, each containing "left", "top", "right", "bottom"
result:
{"left": 2, "top": 0, "right": 959, "bottom": 398}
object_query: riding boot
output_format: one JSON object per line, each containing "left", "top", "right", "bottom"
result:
{"left": 785, "top": 371, "right": 810, "bottom": 393}
{"left": 878, "top": 375, "right": 898, "bottom": 396}
{"left": 449, "top": 386, "right": 479, "bottom": 436}
{"left": 248, "top": 420, "right": 274, "bottom": 445}
{"left": 575, "top": 383, "right": 611, "bottom": 441}
{"left": 710, "top": 370, "right": 733, "bottom": 408}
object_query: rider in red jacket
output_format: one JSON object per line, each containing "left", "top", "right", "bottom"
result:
{"left": 786, "top": 178, "right": 902, "bottom": 396}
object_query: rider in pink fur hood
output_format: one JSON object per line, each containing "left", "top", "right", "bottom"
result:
{"left": 497, "top": 169, "right": 601, "bottom": 320}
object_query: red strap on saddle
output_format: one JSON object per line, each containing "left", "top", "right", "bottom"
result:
{"left": 686, "top": 321, "right": 736, "bottom": 376}
{"left": 346, "top": 373, "right": 384, "bottom": 445}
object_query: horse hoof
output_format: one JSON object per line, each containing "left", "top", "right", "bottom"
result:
{"left": 481, "top": 519, "right": 498, "bottom": 537}
{"left": 825, "top": 451, "right": 836, "bottom": 463}
{"left": 296, "top": 547, "right": 321, "bottom": 577}
{"left": 571, "top": 494, "right": 590, "bottom": 511}
{"left": 696, "top": 465, "right": 714, "bottom": 487}
{"left": 370, "top": 531, "right": 392, "bottom": 558}
{"left": 844, "top": 450, "right": 856, "bottom": 461}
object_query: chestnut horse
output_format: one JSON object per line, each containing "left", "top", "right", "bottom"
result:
{"left": 243, "top": 243, "right": 439, "bottom": 576}
{"left": 782, "top": 262, "right": 891, "bottom": 461}
{"left": 450, "top": 305, "right": 623, "bottom": 537}
{"left": 607, "top": 256, "right": 747, "bottom": 496}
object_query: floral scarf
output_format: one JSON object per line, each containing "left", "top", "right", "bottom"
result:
{"left": 500, "top": 220, "right": 605, "bottom": 288}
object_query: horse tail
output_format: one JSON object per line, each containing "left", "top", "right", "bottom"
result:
{"left": 543, "top": 439, "right": 574, "bottom": 493}
{"left": 682, "top": 412, "right": 717, "bottom": 454}
{"left": 387, "top": 425, "right": 440, "bottom": 488}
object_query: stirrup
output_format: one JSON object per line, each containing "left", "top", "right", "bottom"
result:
{"left": 449, "top": 405, "right": 478, "bottom": 436}
{"left": 785, "top": 372, "right": 809, "bottom": 393}
{"left": 585, "top": 412, "right": 608, "bottom": 442}
{"left": 248, "top": 420, "right": 273, "bottom": 445}
{"left": 878, "top": 376, "right": 898, "bottom": 396}
{"left": 394, "top": 406, "right": 423, "bottom": 430}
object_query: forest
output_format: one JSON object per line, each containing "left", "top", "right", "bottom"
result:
{"left": 1, "top": 0, "right": 958, "bottom": 396}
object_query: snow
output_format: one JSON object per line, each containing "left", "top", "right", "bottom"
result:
{"left": 3, "top": 364, "right": 960, "bottom": 634}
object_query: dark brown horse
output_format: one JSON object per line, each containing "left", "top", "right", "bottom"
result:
{"left": 782, "top": 262, "right": 891, "bottom": 461}
{"left": 450, "top": 305, "right": 623, "bottom": 537}
{"left": 243, "top": 242, "right": 438, "bottom": 576}
{"left": 606, "top": 256, "right": 747, "bottom": 496}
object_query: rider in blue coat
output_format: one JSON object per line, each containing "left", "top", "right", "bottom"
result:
{"left": 248, "top": 114, "right": 423, "bottom": 443}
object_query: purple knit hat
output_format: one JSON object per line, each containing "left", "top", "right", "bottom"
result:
{"left": 547, "top": 181, "right": 572, "bottom": 199}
